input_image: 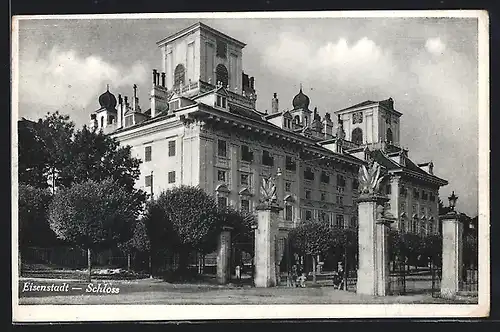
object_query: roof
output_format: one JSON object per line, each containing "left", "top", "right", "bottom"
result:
{"left": 335, "top": 98, "right": 403, "bottom": 116}
{"left": 369, "top": 149, "right": 447, "bottom": 185}
{"left": 156, "top": 22, "right": 246, "bottom": 48}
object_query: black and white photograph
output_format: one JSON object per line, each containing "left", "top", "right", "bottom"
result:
{"left": 11, "top": 11, "right": 489, "bottom": 321}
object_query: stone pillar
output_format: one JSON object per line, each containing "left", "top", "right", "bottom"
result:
{"left": 356, "top": 195, "right": 394, "bottom": 296}
{"left": 216, "top": 226, "right": 232, "bottom": 284}
{"left": 254, "top": 203, "right": 283, "bottom": 287}
{"left": 440, "top": 212, "right": 464, "bottom": 299}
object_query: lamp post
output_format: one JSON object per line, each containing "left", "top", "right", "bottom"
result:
{"left": 448, "top": 191, "right": 458, "bottom": 212}
{"left": 149, "top": 170, "right": 154, "bottom": 279}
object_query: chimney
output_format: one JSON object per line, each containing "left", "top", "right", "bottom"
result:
{"left": 323, "top": 112, "right": 333, "bottom": 138}
{"left": 117, "top": 94, "right": 123, "bottom": 128}
{"left": 152, "top": 69, "right": 157, "bottom": 85}
{"left": 161, "top": 72, "right": 166, "bottom": 87}
{"left": 271, "top": 93, "right": 279, "bottom": 114}
{"left": 124, "top": 96, "right": 129, "bottom": 109}
{"left": 133, "top": 84, "right": 138, "bottom": 111}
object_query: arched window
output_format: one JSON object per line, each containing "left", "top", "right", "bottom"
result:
{"left": 100, "top": 116, "right": 104, "bottom": 128}
{"left": 216, "top": 64, "right": 229, "bottom": 87}
{"left": 294, "top": 115, "right": 300, "bottom": 125}
{"left": 352, "top": 127, "right": 363, "bottom": 145}
{"left": 386, "top": 128, "right": 393, "bottom": 143}
{"left": 174, "top": 64, "right": 186, "bottom": 88}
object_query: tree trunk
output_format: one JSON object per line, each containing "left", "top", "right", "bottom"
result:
{"left": 312, "top": 255, "right": 317, "bottom": 284}
{"left": 149, "top": 252, "right": 152, "bottom": 279}
{"left": 127, "top": 253, "right": 131, "bottom": 271}
{"left": 87, "top": 248, "right": 92, "bottom": 283}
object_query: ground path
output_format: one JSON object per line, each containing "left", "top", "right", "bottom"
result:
{"left": 18, "top": 277, "right": 477, "bottom": 305}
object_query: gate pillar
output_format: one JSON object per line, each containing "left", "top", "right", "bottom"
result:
{"left": 356, "top": 194, "right": 395, "bottom": 296}
{"left": 254, "top": 203, "right": 283, "bottom": 287}
{"left": 440, "top": 212, "right": 464, "bottom": 299}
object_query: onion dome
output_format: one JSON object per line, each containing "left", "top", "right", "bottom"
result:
{"left": 98, "top": 85, "right": 117, "bottom": 109}
{"left": 292, "top": 87, "right": 310, "bottom": 110}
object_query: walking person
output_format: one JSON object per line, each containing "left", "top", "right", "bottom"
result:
{"left": 291, "top": 264, "right": 298, "bottom": 287}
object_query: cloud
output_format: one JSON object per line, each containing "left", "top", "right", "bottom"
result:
{"left": 425, "top": 37, "right": 446, "bottom": 55}
{"left": 261, "top": 33, "right": 397, "bottom": 88}
{"left": 18, "top": 47, "right": 148, "bottom": 120}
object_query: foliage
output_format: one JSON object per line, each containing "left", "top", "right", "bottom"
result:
{"left": 463, "top": 233, "right": 478, "bottom": 267}
{"left": 18, "top": 113, "right": 75, "bottom": 189}
{"left": 389, "top": 229, "right": 443, "bottom": 267}
{"left": 58, "top": 126, "right": 142, "bottom": 193}
{"left": 18, "top": 184, "right": 58, "bottom": 248}
{"left": 143, "top": 186, "right": 224, "bottom": 255}
{"left": 288, "top": 219, "right": 335, "bottom": 257}
{"left": 48, "top": 178, "right": 142, "bottom": 252}
{"left": 118, "top": 219, "right": 151, "bottom": 254}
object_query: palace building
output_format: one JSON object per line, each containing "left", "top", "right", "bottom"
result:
{"left": 90, "top": 22, "right": 448, "bottom": 239}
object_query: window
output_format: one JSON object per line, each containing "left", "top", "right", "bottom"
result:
{"left": 240, "top": 173, "right": 249, "bottom": 186}
{"left": 216, "top": 64, "right": 229, "bottom": 87}
{"left": 241, "top": 145, "right": 253, "bottom": 162}
{"left": 218, "top": 196, "right": 228, "bottom": 207}
{"left": 241, "top": 199, "right": 250, "bottom": 212}
{"left": 386, "top": 128, "right": 393, "bottom": 143}
{"left": 174, "top": 64, "right": 186, "bottom": 88}
{"left": 304, "top": 167, "right": 315, "bottom": 181}
{"left": 216, "top": 40, "right": 227, "bottom": 59}
{"left": 336, "top": 214, "right": 344, "bottom": 228}
{"left": 320, "top": 212, "right": 327, "bottom": 222}
{"left": 168, "top": 100, "right": 180, "bottom": 111}
{"left": 285, "top": 182, "right": 291, "bottom": 192}
{"left": 108, "top": 115, "right": 114, "bottom": 125}
{"left": 285, "top": 156, "right": 296, "bottom": 171}
{"left": 216, "top": 95, "right": 227, "bottom": 108}
{"left": 145, "top": 175, "right": 152, "bottom": 187}
{"left": 350, "top": 217, "right": 357, "bottom": 228}
{"left": 285, "top": 205, "right": 293, "bottom": 221}
{"left": 352, "top": 179, "right": 359, "bottom": 190}
{"left": 125, "top": 115, "right": 133, "bottom": 127}
{"left": 386, "top": 184, "right": 392, "bottom": 195}
{"left": 100, "top": 116, "right": 104, "bottom": 128}
{"left": 422, "top": 191, "right": 428, "bottom": 200}
{"left": 217, "top": 170, "right": 226, "bottom": 182}
{"left": 262, "top": 150, "right": 274, "bottom": 166}
{"left": 145, "top": 146, "right": 152, "bottom": 162}
{"left": 400, "top": 186, "right": 407, "bottom": 197}
{"left": 336, "top": 195, "right": 344, "bottom": 205}
{"left": 305, "top": 190, "right": 311, "bottom": 200}
{"left": 430, "top": 193, "right": 436, "bottom": 202}
{"left": 352, "top": 127, "right": 363, "bottom": 145}
{"left": 321, "top": 192, "right": 326, "bottom": 201}
{"left": 168, "top": 171, "right": 176, "bottom": 184}
{"left": 337, "top": 174, "right": 346, "bottom": 187}
{"left": 413, "top": 189, "right": 420, "bottom": 199}
{"left": 305, "top": 210, "right": 312, "bottom": 221}
{"left": 320, "top": 171, "right": 330, "bottom": 184}
{"left": 218, "top": 139, "right": 227, "bottom": 157}
{"left": 168, "top": 140, "right": 176, "bottom": 156}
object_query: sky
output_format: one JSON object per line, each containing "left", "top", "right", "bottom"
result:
{"left": 14, "top": 15, "right": 481, "bottom": 216}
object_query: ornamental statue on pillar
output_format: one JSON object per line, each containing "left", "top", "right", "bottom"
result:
{"left": 358, "top": 158, "right": 386, "bottom": 196}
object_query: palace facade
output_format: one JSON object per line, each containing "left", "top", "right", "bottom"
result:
{"left": 90, "top": 22, "right": 448, "bottom": 239}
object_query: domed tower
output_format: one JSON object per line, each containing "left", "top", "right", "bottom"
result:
{"left": 90, "top": 85, "right": 118, "bottom": 131}
{"left": 290, "top": 85, "right": 312, "bottom": 128}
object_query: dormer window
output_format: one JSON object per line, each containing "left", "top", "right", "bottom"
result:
{"left": 169, "top": 100, "right": 180, "bottom": 112}
{"left": 216, "top": 95, "right": 227, "bottom": 109}
{"left": 216, "top": 40, "right": 227, "bottom": 59}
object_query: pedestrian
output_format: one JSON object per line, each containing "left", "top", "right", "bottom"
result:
{"left": 337, "top": 261, "right": 345, "bottom": 290}
{"left": 291, "top": 264, "right": 298, "bottom": 287}
{"left": 297, "top": 272, "right": 307, "bottom": 288}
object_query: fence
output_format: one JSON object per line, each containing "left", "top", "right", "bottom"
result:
{"left": 460, "top": 265, "right": 478, "bottom": 294}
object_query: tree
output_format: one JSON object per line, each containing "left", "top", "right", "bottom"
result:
{"left": 18, "top": 113, "right": 75, "bottom": 189}
{"left": 143, "top": 186, "right": 224, "bottom": 276}
{"left": 58, "top": 126, "right": 142, "bottom": 193}
{"left": 48, "top": 178, "right": 142, "bottom": 282}
{"left": 18, "top": 184, "right": 56, "bottom": 249}
{"left": 288, "top": 220, "right": 334, "bottom": 283}
{"left": 118, "top": 219, "right": 151, "bottom": 272}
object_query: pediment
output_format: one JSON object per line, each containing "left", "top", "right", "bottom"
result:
{"left": 283, "top": 194, "right": 295, "bottom": 203}
{"left": 282, "top": 111, "right": 292, "bottom": 118}
{"left": 239, "top": 188, "right": 253, "bottom": 196}
{"left": 215, "top": 184, "right": 230, "bottom": 193}
{"left": 303, "top": 201, "right": 314, "bottom": 207}
{"left": 215, "top": 86, "right": 229, "bottom": 97}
